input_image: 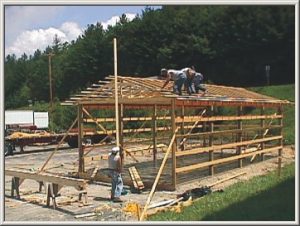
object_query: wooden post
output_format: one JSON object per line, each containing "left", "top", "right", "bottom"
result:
{"left": 277, "top": 106, "right": 283, "bottom": 177}
{"left": 180, "top": 105, "right": 185, "bottom": 151}
{"left": 209, "top": 106, "right": 214, "bottom": 175}
{"left": 171, "top": 100, "right": 177, "bottom": 190}
{"left": 260, "top": 106, "right": 265, "bottom": 161}
{"left": 119, "top": 104, "right": 124, "bottom": 162}
{"left": 237, "top": 106, "right": 243, "bottom": 168}
{"left": 78, "top": 104, "right": 84, "bottom": 173}
{"left": 113, "top": 38, "right": 120, "bottom": 147}
{"left": 152, "top": 105, "right": 157, "bottom": 166}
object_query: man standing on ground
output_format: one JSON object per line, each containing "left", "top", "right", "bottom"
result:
{"left": 108, "top": 146, "right": 123, "bottom": 202}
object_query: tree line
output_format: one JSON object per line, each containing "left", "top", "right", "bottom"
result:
{"left": 5, "top": 5, "right": 295, "bottom": 109}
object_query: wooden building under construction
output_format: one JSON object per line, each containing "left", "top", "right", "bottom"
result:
{"left": 63, "top": 75, "right": 290, "bottom": 191}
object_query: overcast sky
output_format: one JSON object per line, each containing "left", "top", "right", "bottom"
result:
{"left": 4, "top": 5, "right": 161, "bottom": 58}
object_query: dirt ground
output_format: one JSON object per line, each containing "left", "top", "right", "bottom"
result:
{"left": 4, "top": 143, "right": 295, "bottom": 222}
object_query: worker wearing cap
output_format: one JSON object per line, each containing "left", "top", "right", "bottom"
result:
{"left": 108, "top": 146, "right": 123, "bottom": 202}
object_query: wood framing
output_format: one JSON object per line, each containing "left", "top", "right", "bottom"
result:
{"left": 60, "top": 75, "right": 290, "bottom": 191}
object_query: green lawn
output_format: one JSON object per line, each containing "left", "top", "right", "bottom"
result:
{"left": 148, "top": 163, "right": 295, "bottom": 221}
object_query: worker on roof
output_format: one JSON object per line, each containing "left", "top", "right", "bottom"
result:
{"left": 193, "top": 72, "right": 207, "bottom": 94}
{"left": 108, "top": 146, "right": 123, "bottom": 202}
{"left": 161, "top": 67, "right": 195, "bottom": 96}
{"left": 183, "top": 66, "right": 207, "bottom": 95}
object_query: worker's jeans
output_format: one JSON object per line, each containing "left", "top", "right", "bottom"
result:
{"left": 111, "top": 171, "right": 123, "bottom": 198}
{"left": 174, "top": 73, "right": 187, "bottom": 95}
{"left": 185, "top": 78, "right": 195, "bottom": 94}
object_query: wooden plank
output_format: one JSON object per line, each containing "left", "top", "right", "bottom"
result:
{"left": 78, "top": 104, "right": 84, "bottom": 173}
{"left": 6, "top": 169, "right": 86, "bottom": 189}
{"left": 176, "top": 146, "right": 282, "bottom": 173}
{"left": 175, "top": 114, "right": 282, "bottom": 123}
{"left": 39, "top": 117, "right": 78, "bottom": 172}
{"left": 175, "top": 125, "right": 282, "bottom": 139}
{"left": 171, "top": 100, "right": 177, "bottom": 190}
{"left": 139, "top": 127, "right": 179, "bottom": 221}
{"left": 176, "top": 135, "right": 283, "bottom": 157}
{"left": 237, "top": 106, "right": 243, "bottom": 168}
{"left": 128, "top": 167, "right": 145, "bottom": 190}
{"left": 209, "top": 106, "right": 214, "bottom": 175}
{"left": 152, "top": 105, "right": 157, "bottom": 165}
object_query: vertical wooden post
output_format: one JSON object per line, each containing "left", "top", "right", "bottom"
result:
{"left": 113, "top": 38, "right": 120, "bottom": 147}
{"left": 277, "top": 106, "right": 283, "bottom": 177}
{"left": 171, "top": 100, "right": 177, "bottom": 190}
{"left": 209, "top": 105, "right": 214, "bottom": 175}
{"left": 78, "top": 104, "right": 84, "bottom": 173}
{"left": 180, "top": 105, "right": 185, "bottom": 151}
{"left": 119, "top": 104, "right": 124, "bottom": 162}
{"left": 152, "top": 105, "right": 157, "bottom": 166}
{"left": 237, "top": 106, "right": 243, "bottom": 168}
{"left": 203, "top": 121, "right": 207, "bottom": 146}
{"left": 260, "top": 106, "right": 265, "bottom": 161}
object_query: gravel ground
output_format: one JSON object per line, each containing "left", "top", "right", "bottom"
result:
{"left": 4, "top": 143, "right": 295, "bottom": 222}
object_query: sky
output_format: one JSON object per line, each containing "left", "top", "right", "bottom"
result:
{"left": 4, "top": 5, "right": 161, "bottom": 58}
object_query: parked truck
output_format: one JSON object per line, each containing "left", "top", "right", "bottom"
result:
{"left": 4, "top": 110, "right": 110, "bottom": 156}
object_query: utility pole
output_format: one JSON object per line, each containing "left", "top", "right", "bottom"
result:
{"left": 47, "top": 53, "right": 55, "bottom": 108}
{"left": 47, "top": 52, "right": 55, "bottom": 130}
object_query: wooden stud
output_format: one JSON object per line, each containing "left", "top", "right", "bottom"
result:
{"left": 237, "top": 106, "right": 243, "bottom": 168}
{"left": 260, "top": 107, "right": 265, "bottom": 161}
{"left": 119, "top": 104, "right": 124, "bottom": 162}
{"left": 209, "top": 106, "right": 214, "bottom": 175}
{"left": 180, "top": 105, "right": 185, "bottom": 151}
{"left": 78, "top": 104, "right": 84, "bottom": 173}
{"left": 171, "top": 100, "right": 177, "bottom": 190}
{"left": 278, "top": 106, "right": 283, "bottom": 177}
{"left": 152, "top": 105, "right": 157, "bottom": 166}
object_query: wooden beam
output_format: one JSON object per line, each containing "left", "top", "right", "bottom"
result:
{"left": 278, "top": 106, "right": 283, "bottom": 177}
{"left": 139, "top": 127, "right": 179, "bottom": 221}
{"left": 175, "top": 125, "right": 282, "bottom": 139}
{"left": 176, "top": 146, "right": 282, "bottom": 173}
{"left": 152, "top": 105, "right": 157, "bottom": 166}
{"left": 6, "top": 169, "right": 86, "bottom": 190}
{"left": 39, "top": 117, "right": 78, "bottom": 172}
{"left": 209, "top": 106, "right": 214, "bottom": 175}
{"left": 237, "top": 106, "right": 243, "bottom": 168}
{"left": 175, "top": 114, "right": 282, "bottom": 123}
{"left": 78, "top": 104, "right": 84, "bottom": 173}
{"left": 82, "top": 108, "right": 107, "bottom": 133}
{"left": 171, "top": 100, "right": 177, "bottom": 190}
{"left": 176, "top": 135, "right": 283, "bottom": 157}
{"left": 260, "top": 107, "right": 266, "bottom": 161}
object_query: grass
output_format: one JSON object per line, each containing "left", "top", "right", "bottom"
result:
{"left": 249, "top": 84, "right": 295, "bottom": 145}
{"left": 148, "top": 163, "right": 295, "bottom": 221}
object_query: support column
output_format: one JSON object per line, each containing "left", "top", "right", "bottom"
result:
{"left": 237, "top": 106, "right": 243, "bottom": 168}
{"left": 260, "top": 106, "right": 265, "bottom": 161}
{"left": 119, "top": 104, "right": 124, "bottom": 162}
{"left": 152, "top": 105, "right": 157, "bottom": 166}
{"left": 209, "top": 106, "right": 214, "bottom": 175}
{"left": 180, "top": 105, "right": 185, "bottom": 151}
{"left": 78, "top": 104, "right": 84, "bottom": 173}
{"left": 171, "top": 100, "right": 177, "bottom": 190}
{"left": 277, "top": 106, "right": 283, "bottom": 177}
